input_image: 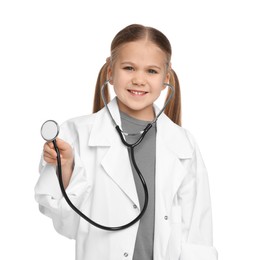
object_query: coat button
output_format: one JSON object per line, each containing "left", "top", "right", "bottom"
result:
{"left": 124, "top": 252, "right": 129, "bottom": 257}
{"left": 133, "top": 204, "right": 137, "bottom": 209}
{"left": 164, "top": 215, "right": 168, "bottom": 220}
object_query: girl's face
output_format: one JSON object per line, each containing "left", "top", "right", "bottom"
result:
{"left": 108, "top": 40, "right": 170, "bottom": 121}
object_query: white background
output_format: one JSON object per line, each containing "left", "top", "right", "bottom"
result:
{"left": 1, "top": 0, "right": 255, "bottom": 259}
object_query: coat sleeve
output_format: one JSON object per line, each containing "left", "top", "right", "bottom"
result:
{"left": 34, "top": 120, "right": 91, "bottom": 239}
{"left": 178, "top": 131, "right": 218, "bottom": 260}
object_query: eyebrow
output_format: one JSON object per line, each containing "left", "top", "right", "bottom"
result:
{"left": 120, "top": 61, "right": 162, "bottom": 70}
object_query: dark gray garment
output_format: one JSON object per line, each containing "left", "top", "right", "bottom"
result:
{"left": 120, "top": 112, "right": 156, "bottom": 260}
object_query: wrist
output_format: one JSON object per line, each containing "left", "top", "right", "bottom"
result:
{"left": 62, "top": 158, "right": 74, "bottom": 171}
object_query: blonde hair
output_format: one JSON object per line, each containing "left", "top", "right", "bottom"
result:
{"left": 93, "top": 24, "right": 182, "bottom": 126}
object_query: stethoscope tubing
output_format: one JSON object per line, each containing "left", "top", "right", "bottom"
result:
{"left": 101, "top": 80, "right": 175, "bottom": 133}
{"left": 53, "top": 139, "right": 149, "bottom": 231}
{"left": 51, "top": 80, "right": 174, "bottom": 231}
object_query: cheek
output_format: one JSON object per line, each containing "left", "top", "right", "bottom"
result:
{"left": 155, "top": 76, "right": 167, "bottom": 89}
{"left": 113, "top": 84, "right": 121, "bottom": 95}
{"left": 111, "top": 71, "right": 128, "bottom": 87}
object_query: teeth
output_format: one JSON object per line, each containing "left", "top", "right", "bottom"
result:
{"left": 130, "top": 90, "right": 146, "bottom": 95}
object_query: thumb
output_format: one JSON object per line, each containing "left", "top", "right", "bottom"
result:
{"left": 55, "top": 138, "right": 72, "bottom": 151}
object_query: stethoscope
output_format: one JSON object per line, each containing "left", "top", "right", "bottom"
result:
{"left": 40, "top": 80, "right": 174, "bottom": 231}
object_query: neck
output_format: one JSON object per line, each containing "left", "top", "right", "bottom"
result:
{"left": 117, "top": 99, "right": 155, "bottom": 121}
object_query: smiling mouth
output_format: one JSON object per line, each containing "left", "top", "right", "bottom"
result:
{"left": 128, "top": 90, "right": 148, "bottom": 96}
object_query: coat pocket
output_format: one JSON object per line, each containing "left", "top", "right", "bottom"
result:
{"left": 167, "top": 206, "right": 182, "bottom": 259}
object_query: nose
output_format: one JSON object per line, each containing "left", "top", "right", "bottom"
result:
{"left": 132, "top": 71, "right": 146, "bottom": 86}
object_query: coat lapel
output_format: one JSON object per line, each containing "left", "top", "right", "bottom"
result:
{"left": 155, "top": 111, "right": 194, "bottom": 204}
{"left": 154, "top": 109, "right": 194, "bottom": 259}
{"left": 101, "top": 142, "right": 140, "bottom": 207}
{"left": 88, "top": 98, "right": 194, "bottom": 215}
{"left": 88, "top": 98, "right": 140, "bottom": 207}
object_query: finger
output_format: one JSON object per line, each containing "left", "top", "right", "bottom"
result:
{"left": 48, "top": 142, "right": 54, "bottom": 149}
{"left": 44, "top": 144, "right": 57, "bottom": 158}
{"left": 44, "top": 141, "right": 54, "bottom": 150}
{"left": 43, "top": 148, "right": 57, "bottom": 159}
{"left": 45, "top": 138, "right": 71, "bottom": 151}
{"left": 43, "top": 153, "right": 57, "bottom": 163}
{"left": 44, "top": 150, "right": 57, "bottom": 160}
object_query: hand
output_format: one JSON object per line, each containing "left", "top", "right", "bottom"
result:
{"left": 43, "top": 138, "right": 74, "bottom": 168}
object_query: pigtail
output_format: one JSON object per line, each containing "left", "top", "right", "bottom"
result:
{"left": 164, "top": 68, "right": 182, "bottom": 126}
{"left": 93, "top": 25, "right": 182, "bottom": 125}
{"left": 93, "top": 61, "right": 110, "bottom": 113}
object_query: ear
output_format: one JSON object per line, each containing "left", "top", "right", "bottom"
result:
{"left": 162, "top": 63, "right": 172, "bottom": 89}
{"left": 162, "top": 73, "right": 171, "bottom": 90}
{"left": 107, "top": 66, "right": 113, "bottom": 85}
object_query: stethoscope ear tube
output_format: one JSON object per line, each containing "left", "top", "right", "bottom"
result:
{"left": 46, "top": 81, "right": 174, "bottom": 231}
{"left": 115, "top": 123, "right": 153, "bottom": 148}
{"left": 101, "top": 80, "right": 175, "bottom": 128}
{"left": 52, "top": 139, "right": 148, "bottom": 231}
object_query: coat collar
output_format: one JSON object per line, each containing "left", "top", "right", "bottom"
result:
{"left": 88, "top": 97, "right": 193, "bottom": 159}
{"left": 88, "top": 97, "right": 121, "bottom": 147}
{"left": 87, "top": 98, "right": 194, "bottom": 208}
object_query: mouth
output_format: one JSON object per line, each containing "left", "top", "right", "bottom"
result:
{"left": 128, "top": 89, "right": 148, "bottom": 96}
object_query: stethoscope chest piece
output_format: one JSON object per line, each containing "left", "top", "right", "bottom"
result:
{"left": 41, "top": 120, "right": 60, "bottom": 142}
{"left": 39, "top": 81, "right": 174, "bottom": 231}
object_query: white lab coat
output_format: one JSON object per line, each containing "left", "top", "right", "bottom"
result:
{"left": 35, "top": 97, "right": 218, "bottom": 260}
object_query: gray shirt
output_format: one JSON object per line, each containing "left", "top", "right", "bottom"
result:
{"left": 120, "top": 112, "right": 156, "bottom": 260}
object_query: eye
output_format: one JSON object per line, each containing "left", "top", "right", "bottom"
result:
{"left": 123, "top": 66, "right": 134, "bottom": 71}
{"left": 148, "top": 69, "right": 158, "bottom": 74}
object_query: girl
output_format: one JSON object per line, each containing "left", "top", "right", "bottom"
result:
{"left": 35, "top": 24, "right": 218, "bottom": 260}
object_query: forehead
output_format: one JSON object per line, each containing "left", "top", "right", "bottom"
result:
{"left": 115, "top": 40, "right": 167, "bottom": 66}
